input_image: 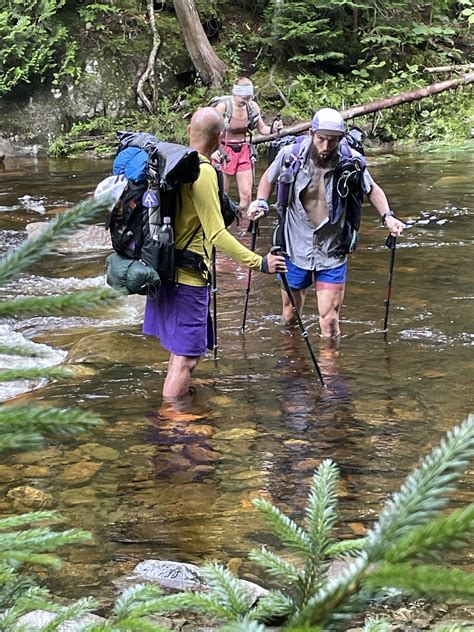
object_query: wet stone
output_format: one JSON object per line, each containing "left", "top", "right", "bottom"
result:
{"left": 60, "top": 486, "right": 96, "bottom": 506}
{"left": 79, "top": 443, "right": 120, "bottom": 462}
{"left": 23, "top": 465, "right": 50, "bottom": 478}
{"left": 60, "top": 461, "right": 102, "bottom": 485}
{"left": 13, "top": 447, "right": 62, "bottom": 465}
{"left": 0, "top": 464, "right": 23, "bottom": 482}
{"left": 14, "top": 610, "right": 105, "bottom": 630}
{"left": 7, "top": 485, "right": 54, "bottom": 509}
{"left": 214, "top": 428, "right": 258, "bottom": 440}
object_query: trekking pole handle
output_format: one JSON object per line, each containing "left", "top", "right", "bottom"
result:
{"left": 271, "top": 245, "right": 287, "bottom": 257}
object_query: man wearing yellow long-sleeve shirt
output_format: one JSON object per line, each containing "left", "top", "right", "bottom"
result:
{"left": 143, "top": 107, "right": 287, "bottom": 400}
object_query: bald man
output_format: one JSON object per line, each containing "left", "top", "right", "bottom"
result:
{"left": 143, "top": 107, "right": 287, "bottom": 400}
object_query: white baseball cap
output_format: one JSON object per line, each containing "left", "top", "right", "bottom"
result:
{"left": 311, "top": 108, "right": 345, "bottom": 136}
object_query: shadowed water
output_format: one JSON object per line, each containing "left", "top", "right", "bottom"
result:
{"left": 0, "top": 150, "right": 472, "bottom": 601}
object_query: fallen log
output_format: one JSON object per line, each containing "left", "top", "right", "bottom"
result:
{"left": 425, "top": 63, "right": 474, "bottom": 73}
{"left": 252, "top": 72, "right": 474, "bottom": 144}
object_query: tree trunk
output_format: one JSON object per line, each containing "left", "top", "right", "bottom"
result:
{"left": 251, "top": 72, "right": 474, "bottom": 144}
{"left": 136, "top": 0, "right": 161, "bottom": 113}
{"left": 173, "top": 0, "right": 226, "bottom": 87}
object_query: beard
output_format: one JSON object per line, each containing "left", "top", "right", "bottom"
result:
{"left": 309, "top": 142, "right": 339, "bottom": 168}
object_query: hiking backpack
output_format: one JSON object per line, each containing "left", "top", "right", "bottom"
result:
{"left": 103, "top": 132, "right": 201, "bottom": 288}
{"left": 102, "top": 131, "right": 240, "bottom": 291}
{"left": 209, "top": 95, "right": 260, "bottom": 133}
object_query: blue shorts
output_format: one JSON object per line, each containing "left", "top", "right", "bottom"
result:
{"left": 279, "top": 257, "right": 347, "bottom": 290}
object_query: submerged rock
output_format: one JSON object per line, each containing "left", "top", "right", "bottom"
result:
{"left": 14, "top": 610, "right": 104, "bottom": 631}
{"left": 7, "top": 485, "right": 54, "bottom": 509}
{"left": 120, "top": 559, "right": 269, "bottom": 605}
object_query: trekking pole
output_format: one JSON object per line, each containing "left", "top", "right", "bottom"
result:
{"left": 383, "top": 234, "right": 397, "bottom": 336}
{"left": 241, "top": 219, "right": 259, "bottom": 333}
{"left": 271, "top": 247, "right": 325, "bottom": 387}
{"left": 211, "top": 247, "right": 218, "bottom": 361}
{"left": 241, "top": 142, "right": 259, "bottom": 333}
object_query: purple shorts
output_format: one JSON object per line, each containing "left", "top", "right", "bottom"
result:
{"left": 143, "top": 280, "right": 213, "bottom": 357}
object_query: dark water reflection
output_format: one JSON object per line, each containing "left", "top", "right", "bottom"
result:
{"left": 0, "top": 150, "right": 473, "bottom": 600}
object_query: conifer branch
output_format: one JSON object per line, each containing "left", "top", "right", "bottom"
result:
{"left": 220, "top": 617, "right": 267, "bottom": 632}
{"left": 0, "top": 553, "right": 60, "bottom": 568}
{"left": 248, "top": 547, "right": 302, "bottom": 584}
{"left": 325, "top": 538, "right": 366, "bottom": 558}
{"left": 0, "top": 405, "right": 101, "bottom": 433}
{"left": 0, "top": 367, "right": 72, "bottom": 381}
{"left": 364, "top": 563, "right": 474, "bottom": 598}
{"left": 0, "top": 432, "right": 52, "bottom": 452}
{"left": 0, "top": 527, "right": 92, "bottom": 554}
{"left": 252, "top": 498, "right": 312, "bottom": 556}
{"left": 0, "top": 344, "right": 48, "bottom": 358}
{"left": 289, "top": 554, "right": 369, "bottom": 626}
{"left": 0, "top": 288, "right": 121, "bottom": 319}
{"left": 0, "top": 196, "right": 112, "bottom": 286}
{"left": 364, "top": 615, "right": 391, "bottom": 631}
{"left": 305, "top": 459, "right": 339, "bottom": 558}
{"left": 252, "top": 589, "right": 294, "bottom": 622}
{"left": 0, "top": 512, "right": 59, "bottom": 531}
{"left": 0, "top": 585, "right": 55, "bottom": 630}
{"left": 201, "top": 564, "right": 253, "bottom": 616}
{"left": 384, "top": 503, "right": 474, "bottom": 563}
{"left": 41, "top": 597, "right": 97, "bottom": 632}
{"left": 366, "top": 414, "right": 474, "bottom": 557}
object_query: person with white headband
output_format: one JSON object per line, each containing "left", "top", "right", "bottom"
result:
{"left": 211, "top": 77, "right": 283, "bottom": 213}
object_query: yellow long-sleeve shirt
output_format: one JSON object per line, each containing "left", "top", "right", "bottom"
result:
{"left": 173, "top": 157, "right": 263, "bottom": 286}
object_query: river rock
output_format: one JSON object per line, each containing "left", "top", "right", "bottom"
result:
{"left": 60, "top": 461, "right": 102, "bottom": 484}
{"left": 59, "top": 486, "right": 96, "bottom": 506}
{"left": 14, "top": 610, "right": 105, "bottom": 630}
{"left": 0, "top": 464, "right": 23, "bottom": 482}
{"left": 23, "top": 465, "right": 50, "bottom": 478}
{"left": 78, "top": 443, "right": 120, "bottom": 461}
{"left": 66, "top": 330, "right": 165, "bottom": 367}
{"left": 122, "top": 560, "right": 269, "bottom": 605}
{"left": 7, "top": 485, "right": 54, "bottom": 509}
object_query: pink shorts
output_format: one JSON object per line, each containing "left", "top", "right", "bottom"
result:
{"left": 220, "top": 142, "right": 252, "bottom": 175}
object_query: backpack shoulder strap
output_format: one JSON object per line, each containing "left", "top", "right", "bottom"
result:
{"left": 287, "top": 135, "right": 307, "bottom": 176}
{"left": 246, "top": 101, "right": 260, "bottom": 131}
{"left": 223, "top": 97, "right": 232, "bottom": 131}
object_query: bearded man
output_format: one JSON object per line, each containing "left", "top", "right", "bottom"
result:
{"left": 248, "top": 108, "right": 404, "bottom": 338}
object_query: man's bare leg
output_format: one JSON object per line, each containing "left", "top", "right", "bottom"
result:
{"left": 315, "top": 283, "right": 345, "bottom": 338}
{"left": 281, "top": 286, "right": 307, "bottom": 325}
{"left": 163, "top": 353, "right": 200, "bottom": 399}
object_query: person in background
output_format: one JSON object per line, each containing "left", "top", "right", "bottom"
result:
{"left": 211, "top": 76, "right": 283, "bottom": 213}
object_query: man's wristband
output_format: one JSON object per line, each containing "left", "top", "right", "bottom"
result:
{"left": 257, "top": 198, "right": 270, "bottom": 217}
{"left": 382, "top": 211, "right": 394, "bottom": 226}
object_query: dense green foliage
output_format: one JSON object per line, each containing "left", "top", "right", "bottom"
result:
{"left": 257, "top": 0, "right": 473, "bottom": 69}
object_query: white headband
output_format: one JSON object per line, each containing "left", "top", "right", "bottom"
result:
{"left": 232, "top": 84, "right": 254, "bottom": 97}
